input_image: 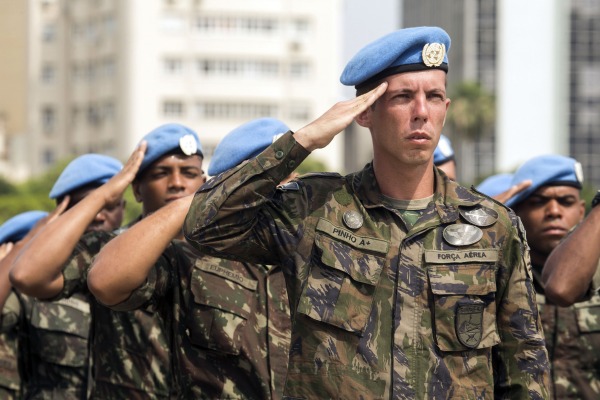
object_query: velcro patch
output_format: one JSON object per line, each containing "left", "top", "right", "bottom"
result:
{"left": 195, "top": 261, "right": 257, "bottom": 291}
{"left": 425, "top": 249, "right": 498, "bottom": 264}
{"left": 316, "top": 218, "right": 389, "bottom": 254}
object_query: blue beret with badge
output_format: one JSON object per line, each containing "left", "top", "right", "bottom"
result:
{"left": 137, "top": 123, "right": 203, "bottom": 176}
{"left": 433, "top": 134, "right": 454, "bottom": 166}
{"left": 340, "top": 26, "right": 451, "bottom": 89}
{"left": 476, "top": 173, "right": 513, "bottom": 198}
{"left": 0, "top": 211, "right": 48, "bottom": 244}
{"left": 506, "top": 155, "right": 584, "bottom": 208}
{"left": 208, "top": 118, "right": 290, "bottom": 176}
{"left": 49, "top": 154, "right": 123, "bottom": 199}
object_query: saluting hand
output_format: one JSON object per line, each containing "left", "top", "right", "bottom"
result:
{"left": 493, "top": 180, "right": 532, "bottom": 205}
{"left": 294, "top": 82, "right": 388, "bottom": 152}
{"left": 97, "top": 141, "right": 147, "bottom": 205}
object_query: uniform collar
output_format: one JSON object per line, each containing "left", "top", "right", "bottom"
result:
{"left": 353, "top": 163, "right": 485, "bottom": 224}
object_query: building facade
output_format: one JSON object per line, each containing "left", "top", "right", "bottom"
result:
{"left": 2, "top": 0, "right": 344, "bottom": 180}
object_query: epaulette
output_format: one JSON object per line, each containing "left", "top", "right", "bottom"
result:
{"left": 298, "top": 172, "right": 343, "bottom": 180}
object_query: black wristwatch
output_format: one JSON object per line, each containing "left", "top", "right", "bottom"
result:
{"left": 592, "top": 190, "right": 600, "bottom": 209}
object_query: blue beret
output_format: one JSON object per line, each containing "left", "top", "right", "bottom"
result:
{"left": 433, "top": 134, "right": 454, "bottom": 166}
{"left": 49, "top": 154, "right": 123, "bottom": 199}
{"left": 506, "top": 155, "right": 583, "bottom": 208}
{"left": 476, "top": 173, "right": 513, "bottom": 198}
{"left": 209, "top": 118, "right": 290, "bottom": 176}
{"left": 0, "top": 211, "right": 48, "bottom": 244}
{"left": 138, "top": 124, "right": 203, "bottom": 176}
{"left": 340, "top": 26, "right": 450, "bottom": 89}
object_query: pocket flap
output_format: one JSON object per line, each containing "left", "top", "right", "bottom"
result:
{"left": 316, "top": 234, "right": 385, "bottom": 285}
{"left": 428, "top": 265, "right": 497, "bottom": 295}
{"left": 191, "top": 259, "right": 254, "bottom": 320}
{"left": 30, "top": 296, "right": 90, "bottom": 338}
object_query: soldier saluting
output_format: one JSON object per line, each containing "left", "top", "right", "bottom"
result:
{"left": 183, "top": 26, "right": 551, "bottom": 399}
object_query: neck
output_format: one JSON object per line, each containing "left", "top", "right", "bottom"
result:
{"left": 373, "top": 158, "right": 435, "bottom": 200}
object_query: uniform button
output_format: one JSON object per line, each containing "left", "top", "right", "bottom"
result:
{"left": 275, "top": 150, "right": 284, "bottom": 159}
{"left": 287, "top": 160, "right": 296, "bottom": 168}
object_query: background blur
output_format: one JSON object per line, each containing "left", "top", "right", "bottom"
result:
{"left": 1, "top": 0, "right": 599, "bottom": 223}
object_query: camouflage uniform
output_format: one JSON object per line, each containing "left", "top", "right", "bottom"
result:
{"left": 0, "top": 292, "right": 22, "bottom": 400}
{"left": 19, "top": 292, "right": 90, "bottom": 399}
{"left": 53, "top": 229, "right": 173, "bottom": 399}
{"left": 184, "top": 132, "right": 551, "bottom": 399}
{"left": 0, "top": 284, "right": 91, "bottom": 399}
{"left": 532, "top": 263, "right": 600, "bottom": 399}
{"left": 107, "top": 239, "right": 291, "bottom": 399}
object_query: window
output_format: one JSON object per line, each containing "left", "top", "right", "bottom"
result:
{"left": 289, "top": 61, "right": 310, "bottom": 79}
{"left": 42, "top": 24, "right": 56, "bottom": 42}
{"left": 163, "top": 101, "right": 184, "bottom": 117}
{"left": 195, "top": 102, "right": 277, "bottom": 119}
{"left": 164, "top": 58, "right": 183, "bottom": 75}
{"left": 41, "top": 64, "right": 55, "bottom": 83}
{"left": 41, "top": 107, "right": 55, "bottom": 133}
{"left": 42, "top": 148, "right": 55, "bottom": 166}
{"left": 197, "top": 59, "right": 279, "bottom": 78}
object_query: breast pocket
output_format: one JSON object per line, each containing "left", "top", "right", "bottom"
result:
{"left": 29, "top": 294, "right": 91, "bottom": 367}
{"left": 574, "top": 295, "right": 600, "bottom": 333}
{"left": 297, "top": 234, "right": 385, "bottom": 335}
{"left": 187, "top": 259, "right": 256, "bottom": 355}
{"left": 427, "top": 264, "right": 499, "bottom": 351}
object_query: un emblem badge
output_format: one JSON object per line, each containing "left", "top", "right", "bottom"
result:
{"left": 422, "top": 42, "right": 446, "bottom": 67}
{"left": 455, "top": 302, "right": 484, "bottom": 348}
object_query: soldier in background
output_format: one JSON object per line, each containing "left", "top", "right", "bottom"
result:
{"left": 183, "top": 26, "right": 550, "bottom": 399}
{"left": 0, "top": 211, "right": 48, "bottom": 400}
{"left": 87, "top": 118, "right": 293, "bottom": 399}
{"left": 506, "top": 154, "right": 600, "bottom": 399}
{"left": 433, "top": 134, "right": 456, "bottom": 180}
{"left": 10, "top": 124, "right": 205, "bottom": 399}
{"left": 0, "top": 154, "right": 125, "bottom": 399}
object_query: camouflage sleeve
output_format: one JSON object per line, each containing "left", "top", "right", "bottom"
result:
{"left": 107, "top": 243, "right": 176, "bottom": 312}
{"left": 0, "top": 291, "right": 20, "bottom": 333}
{"left": 50, "top": 231, "right": 114, "bottom": 301}
{"left": 493, "top": 215, "right": 551, "bottom": 398}
{"left": 183, "top": 132, "right": 310, "bottom": 265}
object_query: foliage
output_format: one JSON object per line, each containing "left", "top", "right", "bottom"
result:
{"left": 296, "top": 156, "right": 328, "bottom": 175}
{"left": 447, "top": 81, "right": 495, "bottom": 140}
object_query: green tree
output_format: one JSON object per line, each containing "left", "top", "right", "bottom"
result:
{"left": 447, "top": 81, "right": 495, "bottom": 140}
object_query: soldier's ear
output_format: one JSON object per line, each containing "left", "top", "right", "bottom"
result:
{"left": 131, "top": 181, "right": 142, "bottom": 203}
{"left": 355, "top": 108, "right": 371, "bottom": 128}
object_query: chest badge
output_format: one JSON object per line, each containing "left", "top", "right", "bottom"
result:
{"left": 459, "top": 206, "right": 498, "bottom": 227}
{"left": 343, "top": 210, "right": 363, "bottom": 230}
{"left": 443, "top": 224, "right": 483, "bottom": 246}
{"left": 456, "top": 302, "right": 484, "bottom": 348}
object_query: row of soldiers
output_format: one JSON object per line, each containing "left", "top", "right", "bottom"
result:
{"left": 1, "top": 25, "right": 599, "bottom": 399}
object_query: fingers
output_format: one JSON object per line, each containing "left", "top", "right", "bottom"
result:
{"left": 0, "top": 242, "right": 14, "bottom": 260}
{"left": 493, "top": 180, "right": 532, "bottom": 204}
{"left": 124, "top": 140, "right": 147, "bottom": 173}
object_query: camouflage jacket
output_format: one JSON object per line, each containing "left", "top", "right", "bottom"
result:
{"left": 19, "top": 291, "right": 91, "bottom": 399}
{"left": 183, "top": 132, "right": 551, "bottom": 399}
{"left": 109, "top": 240, "right": 291, "bottom": 399}
{"left": 54, "top": 229, "right": 173, "bottom": 399}
{"left": 533, "top": 263, "right": 600, "bottom": 399}
{"left": 0, "top": 292, "right": 22, "bottom": 400}
{"left": 0, "top": 282, "right": 91, "bottom": 400}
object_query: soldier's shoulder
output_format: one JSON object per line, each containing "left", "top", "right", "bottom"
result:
{"left": 277, "top": 172, "right": 344, "bottom": 192}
